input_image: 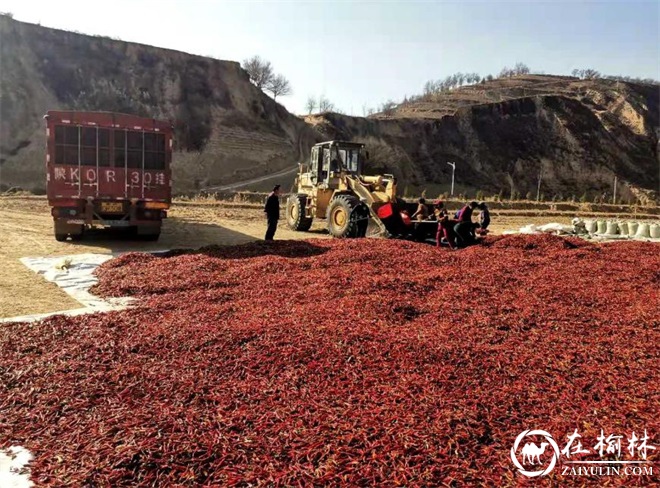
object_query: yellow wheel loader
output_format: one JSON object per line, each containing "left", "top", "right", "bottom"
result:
{"left": 286, "top": 140, "right": 404, "bottom": 238}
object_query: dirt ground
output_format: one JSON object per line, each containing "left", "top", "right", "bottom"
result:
{"left": 0, "top": 196, "right": 329, "bottom": 319}
{"left": 0, "top": 195, "right": 645, "bottom": 319}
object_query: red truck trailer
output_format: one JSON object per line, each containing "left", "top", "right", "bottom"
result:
{"left": 45, "top": 111, "right": 172, "bottom": 241}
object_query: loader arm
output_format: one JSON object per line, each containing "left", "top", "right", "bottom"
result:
{"left": 344, "top": 175, "right": 377, "bottom": 205}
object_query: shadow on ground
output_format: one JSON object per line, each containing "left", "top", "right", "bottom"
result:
{"left": 54, "top": 217, "right": 261, "bottom": 254}
{"left": 157, "top": 239, "right": 330, "bottom": 260}
{"left": 54, "top": 218, "right": 330, "bottom": 260}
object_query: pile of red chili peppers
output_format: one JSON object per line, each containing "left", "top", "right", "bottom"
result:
{"left": 1, "top": 235, "right": 658, "bottom": 486}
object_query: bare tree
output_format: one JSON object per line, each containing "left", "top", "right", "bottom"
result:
{"left": 242, "top": 56, "right": 274, "bottom": 89}
{"left": 381, "top": 100, "right": 397, "bottom": 116}
{"left": 305, "top": 96, "right": 317, "bottom": 114}
{"left": 267, "top": 74, "right": 292, "bottom": 100}
{"left": 513, "top": 62, "right": 530, "bottom": 75}
{"left": 582, "top": 68, "right": 601, "bottom": 79}
{"left": 318, "top": 96, "right": 334, "bottom": 112}
{"left": 572, "top": 68, "right": 600, "bottom": 80}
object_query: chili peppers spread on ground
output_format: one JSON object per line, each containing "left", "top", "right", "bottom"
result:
{"left": 1, "top": 235, "right": 658, "bottom": 486}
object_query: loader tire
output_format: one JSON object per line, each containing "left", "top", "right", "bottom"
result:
{"left": 357, "top": 213, "right": 369, "bottom": 237}
{"left": 327, "top": 195, "right": 369, "bottom": 238}
{"left": 286, "top": 194, "right": 313, "bottom": 232}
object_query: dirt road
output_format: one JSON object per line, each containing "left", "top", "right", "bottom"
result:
{"left": 203, "top": 165, "right": 298, "bottom": 192}
{"left": 0, "top": 195, "right": 641, "bottom": 319}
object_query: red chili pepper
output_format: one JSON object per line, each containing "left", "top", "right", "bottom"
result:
{"left": 0, "top": 235, "right": 658, "bottom": 486}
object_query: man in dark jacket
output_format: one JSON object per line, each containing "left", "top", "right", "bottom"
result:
{"left": 453, "top": 201, "right": 478, "bottom": 247}
{"left": 477, "top": 202, "right": 490, "bottom": 231}
{"left": 264, "top": 185, "right": 281, "bottom": 241}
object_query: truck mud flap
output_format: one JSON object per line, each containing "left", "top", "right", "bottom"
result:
{"left": 55, "top": 220, "right": 84, "bottom": 235}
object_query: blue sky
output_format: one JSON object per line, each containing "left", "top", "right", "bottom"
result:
{"left": 1, "top": 0, "right": 658, "bottom": 115}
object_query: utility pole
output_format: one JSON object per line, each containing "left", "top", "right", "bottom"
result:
{"left": 536, "top": 169, "right": 542, "bottom": 201}
{"left": 446, "top": 161, "right": 456, "bottom": 196}
{"left": 613, "top": 176, "right": 617, "bottom": 204}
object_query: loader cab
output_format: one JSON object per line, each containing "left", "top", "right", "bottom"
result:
{"left": 308, "top": 141, "right": 366, "bottom": 187}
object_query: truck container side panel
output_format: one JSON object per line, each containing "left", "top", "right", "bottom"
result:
{"left": 46, "top": 111, "right": 172, "bottom": 203}
{"left": 48, "top": 165, "right": 171, "bottom": 201}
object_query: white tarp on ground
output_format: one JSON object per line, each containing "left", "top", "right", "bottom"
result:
{"left": 504, "top": 223, "right": 575, "bottom": 235}
{"left": 0, "top": 447, "right": 34, "bottom": 488}
{"left": 1, "top": 253, "right": 135, "bottom": 323}
{"left": 503, "top": 220, "right": 660, "bottom": 242}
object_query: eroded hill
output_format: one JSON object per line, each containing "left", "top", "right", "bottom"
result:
{"left": 307, "top": 75, "right": 659, "bottom": 203}
{"left": 0, "top": 16, "right": 320, "bottom": 193}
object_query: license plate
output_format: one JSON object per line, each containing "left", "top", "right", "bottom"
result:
{"left": 101, "top": 220, "right": 130, "bottom": 227}
{"left": 101, "top": 202, "right": 124, "bottom": 213}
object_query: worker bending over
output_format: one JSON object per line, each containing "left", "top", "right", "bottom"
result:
{"left": 453, "top": 201, "right": 478, "bottom": 247}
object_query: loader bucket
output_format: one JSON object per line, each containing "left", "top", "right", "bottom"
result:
{"left": 374, "top": 202, "right": 407, "bottom": 236}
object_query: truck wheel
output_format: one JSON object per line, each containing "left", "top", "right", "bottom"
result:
{"left": 327, "top": 195, "right": 369, "bottom": 238}
{"left": 286, "top": 194, "right": 313, "bottom": 231}
{"left": 142, "top": 232, "right": 161, "bottom": 241}
{"left": 136, "top": 224, "right": 162, "bottom": 241}
{"left": 55, "top": 233, "right": 68, "bottom": 242}
{"left": 70, "top": 226, "right": 85, "bottom": 241}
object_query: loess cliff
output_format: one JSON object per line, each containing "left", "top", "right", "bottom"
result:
{"left": 0, "top": 16, "right": 319, "bottom": 194}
